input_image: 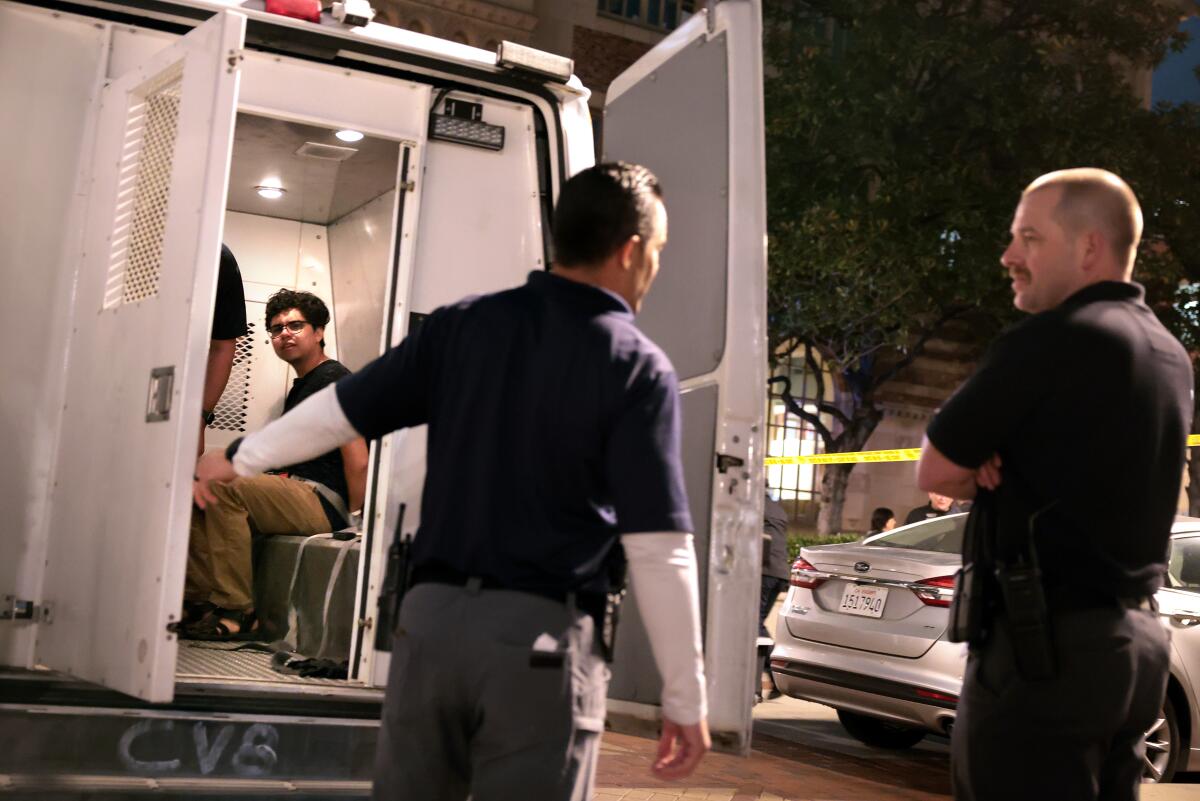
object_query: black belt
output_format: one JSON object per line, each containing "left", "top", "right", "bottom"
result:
{"left": 410, "top": 564, "right": 607, "bottom": 619}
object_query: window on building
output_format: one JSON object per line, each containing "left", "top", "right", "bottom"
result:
{"left": 766, "top": 344, "right": 830, "bottom": 522}
{"left": 597, "top": 0, "right": 697, "bottom": 32}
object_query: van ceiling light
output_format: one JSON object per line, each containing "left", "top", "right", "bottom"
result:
{"left": 429, "top": 99, "right": 504, "bottom": 151}
{"left": 336, "top": 129, "right": 365, "bottom": 143}
{"left": 256, "top": 185, "right": 286, "bottom": 200}
{"left": 496, "top": 41, "right": 573, "bottom": 83}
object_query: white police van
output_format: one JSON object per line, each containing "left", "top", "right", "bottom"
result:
{"left": 0, "top": 0, "right": 766, "bottom": 791}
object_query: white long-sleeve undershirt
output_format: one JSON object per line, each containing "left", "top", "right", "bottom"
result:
{"left": 230, "top": 386, "right": 709, "bottom": 724}
{"left": 231, "top": 384, "right": 356, "bottom": 476}
{"left": 620, "top": 532, "right": 708, "bottom": 725}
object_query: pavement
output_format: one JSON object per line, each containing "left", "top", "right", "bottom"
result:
{"left": 594, "top": 696, "right": 952, "bottom": 801}
{"left": 592, "top": 600, "right": 1200, "bottom": 800}
{"left": 594, "top": 696, "right": 1200, "bottom": 800}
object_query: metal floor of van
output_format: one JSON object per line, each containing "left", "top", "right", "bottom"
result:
{"left": 176, "top": 640, "right": 350, "bottom": 687}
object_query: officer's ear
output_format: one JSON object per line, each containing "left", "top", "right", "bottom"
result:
{"left": 617, "top": 234, "right": 642, "bottom": 271}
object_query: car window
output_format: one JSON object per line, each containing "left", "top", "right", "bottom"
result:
{"left": 1168, "top": 535, "right": 1200, "bottom": 591}
{"left": 862, "top": 514, "right": 966, "bottom": 554}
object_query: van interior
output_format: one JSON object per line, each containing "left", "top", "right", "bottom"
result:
{"left": 178, "top": 111, "right": 401, "bottom": 688}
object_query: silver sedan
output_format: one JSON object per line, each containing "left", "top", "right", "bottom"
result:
{"left": 770, "top": 514, "right": 1200, "bottom": 782}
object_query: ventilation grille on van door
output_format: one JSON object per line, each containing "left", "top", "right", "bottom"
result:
{"left": 103, "top": 62, "right": 184, "bottom": 309}
{"left": 211, "top": 321, "right": 256, "bottom": 432}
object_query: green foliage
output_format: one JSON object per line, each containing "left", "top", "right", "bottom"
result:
{"left": 765, "top": 0, "right": 1200, "bottom": 385}
{"left": 764, "top": 0, "right": 1200, "bottom": 533}
{"left": 788, "top": 533, "right": 862, "bottom": 563}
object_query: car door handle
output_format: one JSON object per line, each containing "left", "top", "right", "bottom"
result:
{"left": 1169, "top": 613, "right": 1200, "bottom": 627}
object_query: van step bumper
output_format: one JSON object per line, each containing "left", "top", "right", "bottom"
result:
{"left": 0, "top": 701, "right": 378, "bottom": 792}
{"left": 0, "top": 774, "right": 371, "bottom": 796}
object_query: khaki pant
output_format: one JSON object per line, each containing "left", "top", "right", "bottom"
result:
{"left": 185, "top": 474, "right": 330, "bottom": 611}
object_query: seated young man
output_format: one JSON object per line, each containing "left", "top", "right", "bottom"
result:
{"left": 182, "top": 289, "right": 369, "bottom": 640}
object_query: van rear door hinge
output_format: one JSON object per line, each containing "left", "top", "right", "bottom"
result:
{"left": 2, "top": 595, "right": 52, "bottom": 623}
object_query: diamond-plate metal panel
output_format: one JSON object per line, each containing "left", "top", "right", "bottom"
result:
{"left": 211, "top": 320, "right": 255, "bottom": 432}
{"left": 176, "top": 641, "right": 349, "bottom": 687}
{"left": 103, "top": 62, "right": 184, "bottom": 309}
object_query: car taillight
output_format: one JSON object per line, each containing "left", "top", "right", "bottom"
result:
{"left": 912, "top": 575, "right": 956, "bottom": 607}
{"left": 790, "top": 557, "right": 825, "bottom": 589}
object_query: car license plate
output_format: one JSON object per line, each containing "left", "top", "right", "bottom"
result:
{"left": 838, "top": 584, "right": 888, "bottom": 618}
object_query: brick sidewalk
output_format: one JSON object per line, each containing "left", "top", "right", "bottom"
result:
{"left": 594, "top": 731, "right": 951, "bottom": 801}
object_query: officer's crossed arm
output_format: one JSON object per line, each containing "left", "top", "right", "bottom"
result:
{"left": 917, "top": 438, "right": 1002, "bottom": 500}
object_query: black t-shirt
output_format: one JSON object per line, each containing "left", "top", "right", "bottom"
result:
{"left": 336, "top": 271, "right": 693, "bottom": 596}
{"left": 212, "top": 244, "right": 248, "bottom": 340}
{"left": 283, "top": 359, "right": 352, "bottom": 525}
{"left": 927, "top": 282, "right": 1193, "bottom": 598}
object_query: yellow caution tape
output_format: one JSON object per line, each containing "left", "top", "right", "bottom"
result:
{"left": 768, "top": 436, "right": 1200, "bottom": 466}
{"left": 765, "top": 448, "right": 923, "bottom": 466}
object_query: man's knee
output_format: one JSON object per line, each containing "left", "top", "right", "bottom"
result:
{"left": 208, "top": 476, "right": 259, "bottom": 508}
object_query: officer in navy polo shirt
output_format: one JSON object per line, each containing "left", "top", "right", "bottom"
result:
{"left": 194, "top": 162, "right": 711, "bottom": 799}
{"left": 918, "top": 169, "right": 1192, "bottom": 801}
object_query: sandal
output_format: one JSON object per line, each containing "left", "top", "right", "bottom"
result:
{"left": 183, "top": 607, "right": 261, "bottom": 642}
{"left": 180, "top": 600, "right": 215, "bottom": 628}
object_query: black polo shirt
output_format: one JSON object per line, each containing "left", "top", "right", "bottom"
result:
{"left": 335, "top": 271, "right": 693, "bottom": 595}
{"left": 928, "top": 281, "right": 1192, "bottom": 599}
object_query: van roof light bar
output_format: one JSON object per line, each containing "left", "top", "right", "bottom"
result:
{"left": 496, "top": 41, "right": 573, "bottom": 83}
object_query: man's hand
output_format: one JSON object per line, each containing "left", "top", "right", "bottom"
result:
{"left": 974, "top": 453, "right": 1003, "bottom": 490}
{"left": 193, "top": 450, "right": 237, "bottom": 510}
{"left": 652, "top": 717, "right": 710, "bottom": 780}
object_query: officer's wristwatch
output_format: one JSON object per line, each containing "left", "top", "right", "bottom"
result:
{"left": 201, "top": 408, "right": 216, "bottom": 427}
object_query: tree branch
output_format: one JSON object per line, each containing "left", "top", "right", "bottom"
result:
{"left": 872, "top": 307, "right": 970, "bottom": 390}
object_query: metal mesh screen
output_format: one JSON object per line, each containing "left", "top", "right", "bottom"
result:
{"left": 104, "top": 63, "right": 184, "bottom": 309}
{"left": 211, "top": 321, "right": 256, "bottom": 432}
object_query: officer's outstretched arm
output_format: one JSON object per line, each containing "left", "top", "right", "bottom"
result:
{"left": 229, "top": 384, "right": 359, "bottom": 476}
{"left": 621, "top": 532, "right": 711, "bottom": 778}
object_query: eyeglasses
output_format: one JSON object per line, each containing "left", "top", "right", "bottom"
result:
{"left": 268, "top": 320, "right": 311, "bottom": 338}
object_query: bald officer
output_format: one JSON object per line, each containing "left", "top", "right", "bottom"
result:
{"left": 918, "top": 169, "right": 1192, "bottom": 800}
{"left": 195, "top": 162, "right": 710, "bottom": 800}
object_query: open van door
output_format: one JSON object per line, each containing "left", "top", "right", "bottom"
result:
{"left": 602, "top": 0, "right": 767, "bottom": 753}
{"left": 35, "top": 11, "right": 245, "bottom": 702}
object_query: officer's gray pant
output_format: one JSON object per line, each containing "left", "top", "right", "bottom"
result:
{"left": 952, "top": 604, "right": 1170, "bottom": 801}
{"left": 372, "top": 582, "right": 609, "bottom": 801}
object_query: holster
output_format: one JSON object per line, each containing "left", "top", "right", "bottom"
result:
{"left": 996, "top": 560, "right": 1057, "bottom": 681}
{"left": 947, "top": 489, "right": 997, "bottom": 646}
{"left": 374, "top": 505, "right": 412, "bottom": 653}
{"left": 599, "top": 545, "right": 628, "bottom": 663}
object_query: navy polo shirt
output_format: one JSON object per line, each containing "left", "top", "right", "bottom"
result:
{"left": 336, "top": 271, "right": 693, "bottom": 595}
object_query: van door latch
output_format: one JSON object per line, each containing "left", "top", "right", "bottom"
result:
{"left": 145, "top": 366, "right": 174, "bottom": 422}
{"left": 2, "top": 595, "right": 51, "bottom": 623}
{"left": 715, "top": 453, "right": 745, "bottom": 474}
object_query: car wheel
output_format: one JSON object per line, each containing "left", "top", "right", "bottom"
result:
{"left": 837, "top": 709, "right": 927, "bottom": 750}
{"left": 1143, "top": 697, "right": 1180, "bottom": 783}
